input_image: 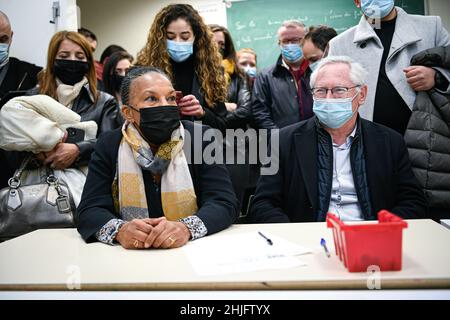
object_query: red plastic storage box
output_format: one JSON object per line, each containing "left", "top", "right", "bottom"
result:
{"left": 326, "top": 210, "right": 408, "bottom": 272}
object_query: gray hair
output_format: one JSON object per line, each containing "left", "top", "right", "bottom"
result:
{"left": 278, "top": 20, "right": 306, "bottom": 36}
{"left": 310, "top": 56, "right": 368, "bottom": 88}
{"left": 120, "top": 66, "right": 170, "bottom": 106}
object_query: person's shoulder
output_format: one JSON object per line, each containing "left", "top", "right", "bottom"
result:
{"left": 279, "top": 117, "right": 315, "bottom": 138}
{"left": 329, "top": 26, "right": 357, "bottom": 47}
{"left": 96, "top": 128, "right": 123, "bottom": 153}
{"left": 258, "top": 62, "right": 278, "bottom": 77}
{"left": 397, "top": 8, "right": 443, "bottom": 31}
{"left": 405, "top": 12, "right": 440, "bottom": 24}
{"left": 96, "top": 90, "right": 116, "bottom": 104}
{"left": 181, "top": 119, "right": 212, "bottom": 135}
{"left": 8, "top": 57, "right": 42, "bottom": 73}
{"left": 361, "top": 118, "right": 404, "bottom": 142}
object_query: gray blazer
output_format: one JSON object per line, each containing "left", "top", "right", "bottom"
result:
{"left": 328, "top": 7, "right": 450, "bottom": 121}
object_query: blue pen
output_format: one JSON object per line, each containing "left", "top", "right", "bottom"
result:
{"left": 320, "top": 238, "right": 331, "bottom": 258}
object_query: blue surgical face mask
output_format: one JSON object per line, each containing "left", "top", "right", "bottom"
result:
{"left": 313, "top": 92, "right": 359, "bottom": 129}
{"left": 309, "top": 60, "right": 320, "bottom": 72}
{"left": 0, "top": 43, "right": 10, "bottom": 68}
{"left": 281, "top": 43, "right": 303, "bottom": 63}
{"left": 360, "top": 0, "right": 395, "bottom": 19}
{"left": 244, "top": 66, "right": 257, "bottom": 78}
{"left": 166, "top": 39, "right": 194, "bottom": 63}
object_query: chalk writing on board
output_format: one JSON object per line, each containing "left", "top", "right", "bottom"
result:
{"left": 254, "top": 33, "right": 274, "bottom": 41}
{"left": 235, "top": 21, "right": 246, "bottom": 31}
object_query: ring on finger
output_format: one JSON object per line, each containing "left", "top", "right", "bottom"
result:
{"left": 133, "top": 239, "right": 139, "bottom": 248}
{"left": 167, "top": 236, "right": 177, "bottom": 246}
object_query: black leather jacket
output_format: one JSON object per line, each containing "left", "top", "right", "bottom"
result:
{"left": 224, "top": 73, "right": 252, "bottom": 129}
{"left": 28, "top": 85, "right": 121, "bottom": 165}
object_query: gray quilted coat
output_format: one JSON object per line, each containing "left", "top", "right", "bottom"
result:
{"left": 404, "top": 45, "right": 450, "bottom": 212}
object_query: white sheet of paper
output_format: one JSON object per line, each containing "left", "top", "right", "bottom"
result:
{"left": 183, "top": 232, "right": 312, "bottom": 276}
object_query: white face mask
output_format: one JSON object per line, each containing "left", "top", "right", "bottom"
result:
{"left": 309, "top": 60, "right": 320, "bottom": 72}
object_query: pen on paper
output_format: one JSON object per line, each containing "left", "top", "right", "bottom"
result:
{"left": 258, "top": 231, "right": 273, "bottom": 245}
{"left": 320, "top": 238, "right": 331, "bottom": 258}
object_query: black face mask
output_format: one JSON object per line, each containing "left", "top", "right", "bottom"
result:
{"left": 135, "top": 105, "right": 180, "bottom": 145}
{"left": 111, "top": 73, "right": 125, "bottom": 94}
{"left": 53, "top": 59, "right": 89, "bottom": 85}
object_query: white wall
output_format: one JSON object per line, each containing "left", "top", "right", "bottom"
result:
{"left": 77, "top": 0, "right": 227, "bottom": 61}
{"left": 428, "top": 0, "right": 450, "bottom": 31}
{"left": 0, "top": 0, "right": 78, "bottom": 67}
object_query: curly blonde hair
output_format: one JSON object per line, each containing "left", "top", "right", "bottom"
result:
{"left": 136, "top": 4, "right": 226, "bottom": 107}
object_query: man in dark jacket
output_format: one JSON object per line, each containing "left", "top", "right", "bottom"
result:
{"left": 0, "top": 10, "right": 42, "bottom": 189}
{"left": 248, "top": 56, "right": 427, "bottom": 223}
{"left": 0, "top": 11, "right": 42, "bottom": 102}
{"left": 252, "top": 20, "right": 313, "bottom": 129}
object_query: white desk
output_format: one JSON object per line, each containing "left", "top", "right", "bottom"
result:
{"left": 0, "top": 219, "right": 449, "bottom": 298}
{"left": 441, "top": 219, "right": 450, "bottom": 229}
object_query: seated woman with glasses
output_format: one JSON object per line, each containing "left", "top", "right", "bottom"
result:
{"left": 77, "top": 66, "right": 239, "bottom": 249}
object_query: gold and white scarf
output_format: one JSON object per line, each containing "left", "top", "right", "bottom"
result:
{"left": 117, "top": 121, "right": 198, "bottom": 221}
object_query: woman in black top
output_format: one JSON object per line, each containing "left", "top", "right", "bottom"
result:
{"left": 30, "top": 31, "right": 120, "bottom": 168}
{"left": 136, "top": 4, "right": 228, "bottom": 132}
{"left": 77, "top": 66, "right": 238, "bottom": 249}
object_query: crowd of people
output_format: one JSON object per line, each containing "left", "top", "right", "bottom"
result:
{"left": 0, "top": 0, "right": 449, "bottom": 249}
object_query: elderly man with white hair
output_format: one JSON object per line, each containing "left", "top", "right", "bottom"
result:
{"left": 248, "top": 56, "right": 427, "bottom": 223}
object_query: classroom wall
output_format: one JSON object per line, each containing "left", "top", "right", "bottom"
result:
{"left": 0, "top": 0, "right": 448, "bottom": 68}
{"left": 0, "top": 0, "right": 78, "bottom": 67}
{"left": 76, "top": 0, "right": 227, "bottom": 61}
{"left": 78, "top": 0, "right": 450, "bottom": 63}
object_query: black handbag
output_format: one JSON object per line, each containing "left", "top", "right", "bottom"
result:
{"left": 0, "top": 155, "right": 76, "bottom": 241}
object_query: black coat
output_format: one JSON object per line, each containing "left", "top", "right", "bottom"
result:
{"left": 251, "top": 55, "right": 313, "bottom": 129}
{"left": 171, "top": 57, "right": 229, "bottom": 133}
{"left": 248, "top": 117, "right": 427, "bottom": 223}
{"left": 0, "top": 57, "right": 42, "bottom": 101}
{"left": 404, "top": 45, "right": 450, "bottom": 218}
{"left": 77, "top": 120, "right": 239, "bottom": 242}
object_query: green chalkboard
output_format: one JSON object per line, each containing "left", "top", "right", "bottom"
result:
{"left": 227, "top": 0, "right": 425, "bottom": 69}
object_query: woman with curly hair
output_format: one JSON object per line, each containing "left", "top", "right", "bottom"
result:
{"left": 136, "top": 3, "right": 228, "bottom": 132}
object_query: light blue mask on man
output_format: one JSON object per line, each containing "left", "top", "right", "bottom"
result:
{"left": 0, "top": 43, "right": 10, "bottom": 68}
{"left": 281, "top": 43, "right": 303, "bottom": 63}
{"left": 309, "top": 60, "right": 320, "bottom": 72}
{"left": 313, "top": 92, "right": 359, "bottom": 129}
{"left": 166, "top": 39, "right": 194, "bottom": 63}
{"left": 360, "top": 0, "right": 395, "bottom": 19}
{"left": 244, "top": 66, "right": 257, "bottom": 78}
